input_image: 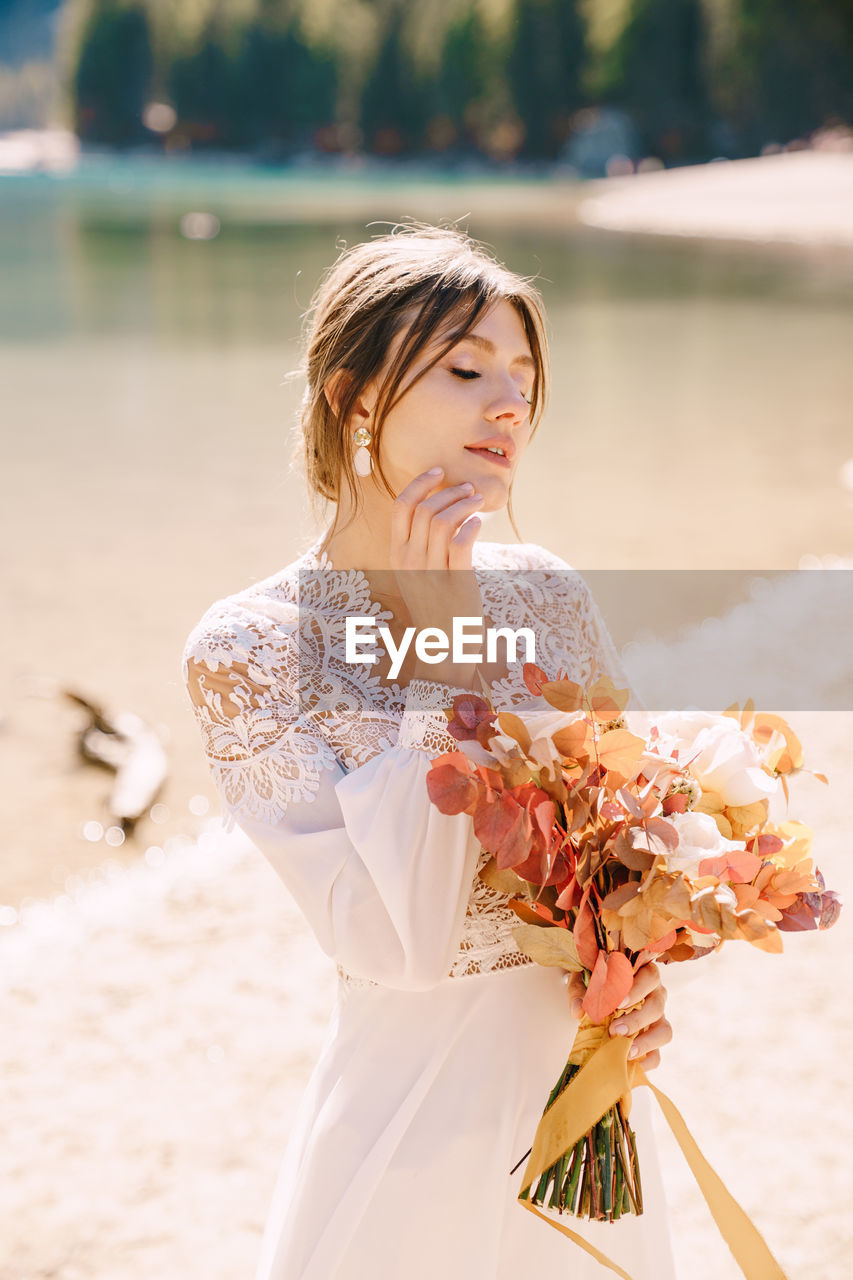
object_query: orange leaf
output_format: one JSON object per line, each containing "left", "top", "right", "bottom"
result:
{"left": 733, "top": 883, "right": 760, "bottom": 910}
{"left": 601, "top": 882, "right": 641, "bottom": 911}
{"left": 751, "top": 713, "right": 803, "bottom": 772}
{"left": 551, "top": 720, "right": 590, "bottom": 761}
{"left": 588, "top": 674, "right": 630, "bottom": 721}
{"left": 541, "top": 678, "right": 584, "bottom": 713}
{"left": 645, "top": 928, "right": 678, "bottom": 954}
{"left": 497, "top": 712, "right": 532, "bottom": 756}
{"left": 582, "top": 950, "right": 634, "bottom": 1022}
{"left": 426, "top": 757, "right": 478, "bottom": 814}
{"left": 473, "top": 794, "right": 531, "bottom": 868}
{"left": 697, "top": 851, "right": 762, "bottom": 883}
{"left": 596, "top": 728, "right": 646, "bottom": 785}
{"left": 573, "top": 893, "right": 600, "bottom": 970}
{"left": 727, "top": 801, "right": 768, "bottom": 838}
{"left": 522, "top": 662, "right": 550, "bottom": 695}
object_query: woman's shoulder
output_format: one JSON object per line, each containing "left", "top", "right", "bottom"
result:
{"left": 180, "top": 564, "right": 302, "bottom": 685}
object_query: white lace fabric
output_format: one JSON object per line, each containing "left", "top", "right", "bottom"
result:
{"left": 181, "top": 538, "right": 638, "bottom": 990}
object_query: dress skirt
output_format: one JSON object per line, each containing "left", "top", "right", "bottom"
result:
{"left": 254, "top": 960, "right": 678, "bottom": 1280}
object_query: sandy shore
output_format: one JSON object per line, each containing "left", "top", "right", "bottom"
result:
{"left": 577, "top": 150, "right": 853, "bottom": 249}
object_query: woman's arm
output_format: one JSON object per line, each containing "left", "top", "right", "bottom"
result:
{"left": 182, "top": 619, "right": 480, "bottom": 992}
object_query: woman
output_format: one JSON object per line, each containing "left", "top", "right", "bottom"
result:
{"left": 182, "top": 224, "right": 677, "bottom": 1279}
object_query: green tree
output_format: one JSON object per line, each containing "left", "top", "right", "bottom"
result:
{"left": 421, "top": 5, "right": 497, "bottom": 153}
{"left": 166, "top": 18, "right": 244, "bottom": 149}
{"left": 714, "top": 0, "right": 853, "bottom": 154}
{"left": 598, "top": 0, "right": 715, "bottom": 164}
{"left": 71, "top": 0, "right": 153, "bottom": 145}
{"left": 232, "top": 18, "right": 338, "bottom": 150}
{"left": 506, "top": 0, "right": 587, "bottom": 159}
{"left": 359, "top": 6, "right": 429, "bottom": 153}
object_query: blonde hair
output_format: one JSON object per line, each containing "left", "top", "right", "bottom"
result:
{"left": 291, "top": 221, "right": 550, "bottom": 542}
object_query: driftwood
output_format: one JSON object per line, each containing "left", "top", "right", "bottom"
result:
{"left": 64, "top": 689, "right": 168, "bottom": 832}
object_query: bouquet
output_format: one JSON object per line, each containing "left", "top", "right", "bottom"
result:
{"left": 425, "top": 663, "right": 841, "bottom": 1266}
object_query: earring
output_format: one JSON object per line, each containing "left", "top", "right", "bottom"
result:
{"left": 353, "top": 426, "right": 373, "bottom": 477}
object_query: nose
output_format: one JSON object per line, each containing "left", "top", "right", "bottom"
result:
{"left": 486, "top": 375, "right": 531, "bottom": 424}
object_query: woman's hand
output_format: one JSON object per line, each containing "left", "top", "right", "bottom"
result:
{"left": 566, "top": 960, "right": 673, "bottom": 1071}
{"left": 388, "top": 467, "right": 494, "bottom": 689}
{"left": 390, "top": 466, "right": 484, "bottom": 573}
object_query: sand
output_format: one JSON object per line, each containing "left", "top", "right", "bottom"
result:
{"left": 577, "top": 149, "right": 853, "bottom": 250}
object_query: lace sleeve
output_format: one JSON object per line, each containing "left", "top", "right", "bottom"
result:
{"left": 180, "top": 601, "right": 339, "bottom": 831}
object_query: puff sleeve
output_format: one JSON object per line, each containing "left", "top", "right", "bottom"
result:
{"left": 180, "top": 603, "right": 482, "bottom": 993}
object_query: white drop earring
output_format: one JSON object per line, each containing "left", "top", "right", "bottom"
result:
{"left": 353, "top": 426, "right": 373, "bottom": 477}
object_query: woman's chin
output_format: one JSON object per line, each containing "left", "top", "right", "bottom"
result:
{"left": 477, "top": 480, "right": 510, "bottom": 514}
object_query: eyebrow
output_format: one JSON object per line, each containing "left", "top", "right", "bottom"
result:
{"left": 452, "top": 332, "right": 536, "bottom": 370}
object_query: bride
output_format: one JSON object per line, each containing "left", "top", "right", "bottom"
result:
{"left": 182, "top": 223, "right": 677, "bottom": 1279}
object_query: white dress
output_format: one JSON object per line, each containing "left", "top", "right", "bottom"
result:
{"left": 181, "top": 537, "right": 679, "bottom": 1280}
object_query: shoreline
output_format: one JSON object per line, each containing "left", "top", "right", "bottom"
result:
{"left": 3, "top": 138, "right": 852, "bottom": 251}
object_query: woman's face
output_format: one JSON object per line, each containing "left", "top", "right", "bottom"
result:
{"left": 368, "top": 297, "right": 537, "bottom": 512}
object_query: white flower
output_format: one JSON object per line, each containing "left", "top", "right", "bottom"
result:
{"left": 662, "top": 809, "right": 748, "bottom": 878}
{"left": 630, "top": 745, "right": 689, "bottom": 799}
{"left": 713, "top": 882, "right": 738, "bottom": 909}
{"left": 650, "top": 710, "right": 778, "bottom": 807}
{"left": 490, "top": 698, "right": 586, "bottom": 762}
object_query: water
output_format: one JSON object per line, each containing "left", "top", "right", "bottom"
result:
{"left": 3, "top": 155, "right": 852, "bottom": 589}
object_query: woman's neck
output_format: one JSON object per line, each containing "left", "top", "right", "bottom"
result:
{"left": 317, "top": 494, "right": 395, "bottom": 570}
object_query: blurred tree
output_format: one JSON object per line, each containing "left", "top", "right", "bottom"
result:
{"left": 713, "top": 0, "right": 853, "bottom": 153}
{"left": 431, "top": 7, "right": 487, "bottom": 149}
{"left": 61, "top": 0, "right": 853, "bottom": 161}
{"left": 415, "top": 3, "right": 499, "bottom": 155}
{"left": 166, "top": 15, "right": 244, "bottom": 148}
{"left": 597, "top": 0, "right": 716, "bottom": 164}
{"left": 231, "top": 12, "right": 338, "bottom": 152}
{"left": 358, "top": 3, "right": 428, "bottom": 153}
{"left": 70, "top": 0, "right": 153, "bottom": 145}
{"left": 506, "top": 0, "right": 587, "bottom": 159}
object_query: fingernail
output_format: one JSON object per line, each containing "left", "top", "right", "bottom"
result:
{"left": 628, "top": 1045, "right": 639, "bottom": 1059}
{"left": 618, "top": 995, "right": 632, "bottom": 1009}
{"left": 461, "top": 481, "right": 474, "bottom": 492}
{"left": 610, "top": 1021, "right": 628, "bottom": 1036}
{"left": 427, "top": 467, "right": 443, "bottom": 476}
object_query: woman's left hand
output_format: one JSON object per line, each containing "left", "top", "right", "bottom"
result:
{"left": 566, "top": 960, "right": 673, "bottom": 1071}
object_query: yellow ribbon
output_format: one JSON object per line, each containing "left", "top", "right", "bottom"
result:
{"left": 518, "top": 1024, "right": 789, "bottom": 1279}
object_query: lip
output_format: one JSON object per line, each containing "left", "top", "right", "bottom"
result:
{"left": 464, "top": 441, "right": 514, "bottom": 469}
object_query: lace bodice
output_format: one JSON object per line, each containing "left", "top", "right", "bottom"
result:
{"left": 181, "top": 537, "right": 635, "bottom": 989}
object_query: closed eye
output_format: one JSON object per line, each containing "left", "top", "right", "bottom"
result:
{"left": 451, "top": 365, "right": 533, "bottom": 406}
